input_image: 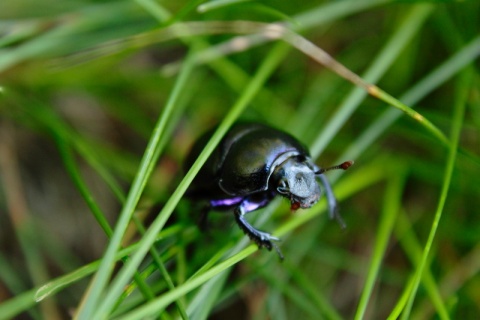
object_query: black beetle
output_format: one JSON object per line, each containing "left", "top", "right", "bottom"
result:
{"left": 185, "top": 123, "right": 353, "bottom": 259}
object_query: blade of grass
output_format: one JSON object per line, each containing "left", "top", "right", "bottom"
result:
{"left": 293, "top": 0, "right": 390, "bottom": 31}
{"left": 400, "top": 71, "right": 469, "bottom": 319}
{"left": 130, "top": 216, "right": 188, "bottom": 319}
{"left": 258, "top": 267, "right": 321, "bottom": 319}
{"left": 248, "top": 18, "right": 448, "bottom": 146}
{"left": 198, "top": 0, "right": 252, "bottom": 13}
{"left": 285, "top": 261, "right": 343, "bottom": 320}
{"left": 393, "top": 211, "right": 450, "bottom": 320}
{"left": 117, "top": 246, "right": 257, "bottom": 319}
{"left": 54, "top": 14, "right": 448, "bottom": 147}
{"left": 0, "top": 225, "right": 182, "bottom": 320}
{"left": 53, "top": 109, "right": 178, "bottom": 308}
{"left": 89, "top": 41, "right": 290, "bottom": 319}
{"left": 4, "top": 92, "right": 130, "bottom": 204}
{"left": 187, "top": 272, "right": 228, "bottom": 320}
{"left": 56, "top": 136, "right": 113, "bottom": 237}
{"left": 387, "top": 274, "right": 416, "bottom": 320}
{"left": 60, "top": 0, "right": 388, "bottom": 68}
{"left": 413, "top": 243, "right": 480, "bottom": 319}
{"left": 134, "top": 0, "right": 171, "bottom": 21}
{"left": 0, "top": 253, "right": 29, "bottom": 296}
{"left": 337, "top": 34, "right": 480, "bottom": 168}
{"left": 0, "top": 126, "right": 61, "bottom": 319}
{"left": 354, "top": 169, "right": 406, "bottom": 319}
{"left": 309, "top": 3, "right": 434, "bottom": 158}
{"left": 74, "top": 46, "right": 197, "bottom": 320}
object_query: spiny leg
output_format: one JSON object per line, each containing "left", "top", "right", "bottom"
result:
{"left": 318, "top": 174, "right": 346, "bottom": 229}
{"left": 233, "top": 204, "right": 284, "bottom": 260}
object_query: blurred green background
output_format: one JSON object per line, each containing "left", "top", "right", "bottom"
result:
{"left": 0, "top": 0, "right": 479, "bottom": 319}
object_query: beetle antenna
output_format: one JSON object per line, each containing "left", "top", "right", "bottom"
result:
{"left": 315, "top": 160, "right": 354, "bottom": 175}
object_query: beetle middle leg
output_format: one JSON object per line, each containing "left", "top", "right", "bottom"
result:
{"left": 233, "top": 194, "right": 284, "bottom": 259}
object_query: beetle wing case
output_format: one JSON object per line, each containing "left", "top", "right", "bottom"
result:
{"left": 185, "top": 123, "right": 309, "bottom": 198}
{"left": 218, "top": 124, "right": 308, "bottom": 195}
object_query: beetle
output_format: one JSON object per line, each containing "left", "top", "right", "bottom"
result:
{"left": 185, "top": 123, "right": 353, "bottom": 259}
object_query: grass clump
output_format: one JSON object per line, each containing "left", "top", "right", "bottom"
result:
{"left": 1, "top": 0, "right": 479, "bottom": 319}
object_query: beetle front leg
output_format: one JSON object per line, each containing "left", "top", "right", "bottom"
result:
{"left": 233, "top": 205, "right": 284, "bottom": 260}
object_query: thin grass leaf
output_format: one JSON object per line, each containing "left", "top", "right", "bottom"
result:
{"left": 354, "top": 169, "right": 406, "bottom": 319}
{"left": 134, "top": 0, "right": 171, "bottom": 21}
{"left": 286, "top": 261, "right": 343, "bottom": 320}
{"left": 394, "top": 211, "right": 450, "bottom": 320}
{"left": 259, "top": 268, "right": 321, "bottom": 319}
{"left": 387, "top": 274, "right": 416, "bottom": 320}
{"left": 198, "top": 0, "right": 252, "bottom": 13}
{"left": 56, "top": 136, "right": 113, "bottom": 237}
{"left": 310, "top": 3, "right": 434, "bottom": 158}
{"left": 400, "top": 71, "right": 470, "bottom": 319}
{"left": 130, "top": 218, "right": 189, "bottom": 319}
{"left": 0, "top": 221, "right": 180, "bottom": 319}
{"left": 331, "top": 34, "right": 480, "bottom": 184}
{"left": 88, "top": 40, "right": 288, "bottom": 319}
{"left": 75, "top": 47, "right": 197, "bottom": 319}
{"left": 117, "top": 246, "right": 257, "bottom": 319}
{"left": 187, "top": 272, "right": 228, "bottom": 320}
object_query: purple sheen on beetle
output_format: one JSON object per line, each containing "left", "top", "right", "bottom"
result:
{"left": 210, "top": 197, "right": 244, "bottom": 207}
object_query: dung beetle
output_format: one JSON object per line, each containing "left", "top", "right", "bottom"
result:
{"left": 185, "top": 123, "right": 353, "bottom": 259}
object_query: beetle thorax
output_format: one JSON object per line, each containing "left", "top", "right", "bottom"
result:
{"left": 274, "top": 158, "right": 321, "bottom": 209}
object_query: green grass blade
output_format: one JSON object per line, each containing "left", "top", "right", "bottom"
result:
{"left": 387, "top": 275, "right": 415, "bottom": 320}
{"left": 0, "top": 225, "right": 181, "bottom": 319}
{"left": 134, "top": 0, "right": 171, "bottom": 21}
{"left": 56, "top": 136, "right": 113, "bottom": 237}
{"left": 309, "top": 3, "right": 433, "bottom": 158}
{"left": 286, "top": 261, "right": 343, "bottom": 320}
{"left": 89, "top": 41, "right": 289, "bottom": 319}
{"left": 394, "top": 212, "right": 450, "bottom": 319}
{"left": 400, "top": 71, "right": 470, "bottom": 319}
{"left": 354, "top": 169, "right": 406, "bottom": 319}
{"left": 117, "top": 247, "right": 257, "bottom": 319}
{"left": 74, "top": 45, "right": 197, "bottom": 320}
{"left": 335, "top": 34, "right": 480, "bottom": 171}
{"left": 198, "top": 0, "right": 252, "bottom": 13}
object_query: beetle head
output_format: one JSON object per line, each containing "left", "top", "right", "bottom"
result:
{"left": 275, "top": 158, "right": 320, "bottom": 210}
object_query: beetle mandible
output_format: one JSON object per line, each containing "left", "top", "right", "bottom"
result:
{"left": 185, "top": 123, "right": 353, "bottom": 259}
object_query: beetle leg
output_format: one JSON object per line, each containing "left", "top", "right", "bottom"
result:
{"left": 318, "top": 174, "right": 346, "bottom": 229}
{"left": 233, "top": 204, "right": 284, "bottom": 260}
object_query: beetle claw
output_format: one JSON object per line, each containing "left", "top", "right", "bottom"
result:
{"left": 253, "top": 234, "right": 284, "bottom": 261}
{"left": 233, "top": 208, "right": 284, "bottom": 259}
